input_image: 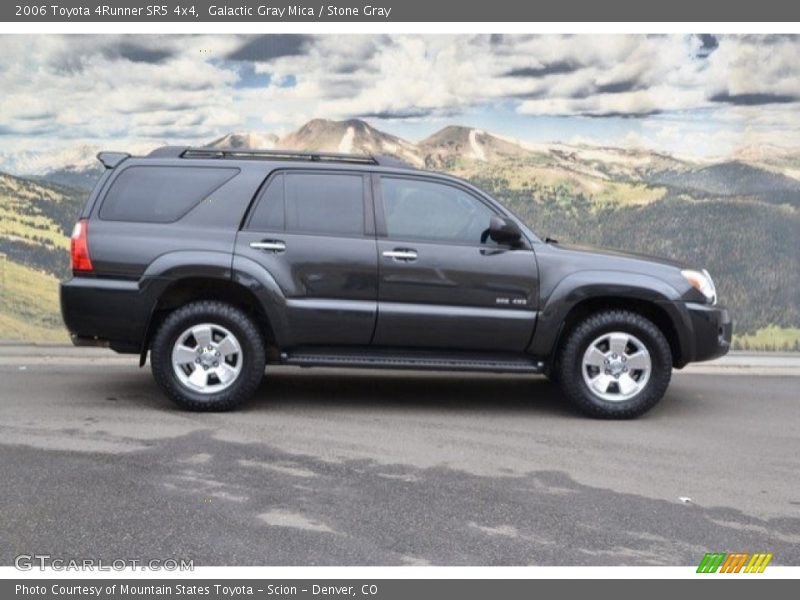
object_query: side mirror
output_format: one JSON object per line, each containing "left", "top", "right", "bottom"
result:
{"left": 488, "top": 216, "right": 523, "bottom": 245}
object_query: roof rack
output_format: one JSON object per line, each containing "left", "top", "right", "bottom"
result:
{"left": 144, "top": 146, "right": 415, "bottom": 168}
{"left": 180, "top": 147, "right": 380, "bottom": 165}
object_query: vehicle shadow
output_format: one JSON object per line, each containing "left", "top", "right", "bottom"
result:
{"left": 249, "top": 368, "right": 574, "bottom": 416}
{"left": 97, "top": 364, "right": 699, "bottom": 419}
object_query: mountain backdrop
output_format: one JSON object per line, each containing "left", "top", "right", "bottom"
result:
{"left": 1, "top": 119, "right": 798, "bottom": 349}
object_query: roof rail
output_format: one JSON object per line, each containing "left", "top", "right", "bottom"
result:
{"left": 179, "top": 147, "right": 381, "bottom": 165}
{"left": 371, "top": 154, "right": 414, "bottom": 169}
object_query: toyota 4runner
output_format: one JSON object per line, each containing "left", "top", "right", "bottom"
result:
{"left": 60, "top": 147, "right": 732, "bottom": 418}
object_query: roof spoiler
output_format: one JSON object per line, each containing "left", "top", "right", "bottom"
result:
{"left": 96, "top": 151, "right": 130, "bottom": 169}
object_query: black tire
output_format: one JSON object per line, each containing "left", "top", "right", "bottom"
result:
{"left": 151, "top": 301, "right": 266, "bottom": 411}
{"left": 557, "top": 310, "right": 672, "bottom": 419}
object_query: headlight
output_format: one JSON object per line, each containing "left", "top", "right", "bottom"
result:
{"left": 681, "top": 269, "right": 717, "bottom": 305}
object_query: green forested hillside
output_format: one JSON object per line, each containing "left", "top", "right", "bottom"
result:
{"left": 2, "top": 140, "right": 799, "bottom": 350}
{"left": 0, "top": 259, "right": 68, "bottom": 342}
{"left": 0, "top": 173, "right": 85, "bottom": 275}
{"left": 0, "top": 173, "right": 84, "bottom": 340}
{"left": 648, "top": 161, "right": 800, "bottom": 207}
{"left": 470, "top": 172, "right": 800, "bottom": 335}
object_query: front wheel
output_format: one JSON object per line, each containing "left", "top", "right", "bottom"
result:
{"left": 557, "top": 310, "right": 672, "bottom": 418}
{"left": 151, "top": 301, "right": 266, "bottom": 411}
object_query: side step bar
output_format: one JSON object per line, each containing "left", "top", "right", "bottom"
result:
{"left": 280, "top": 348, "right": 545, "bottom": 374}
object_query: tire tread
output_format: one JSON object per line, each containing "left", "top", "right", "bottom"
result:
{"left": 150, "top": 301, "right": 265, "bottom": 411}
{"left": 557, "top": 310, "right": 672, "bottom": 419}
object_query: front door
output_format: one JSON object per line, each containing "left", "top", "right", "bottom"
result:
{"left": 373, "top": 175, "right": 538, "bottom": 352}
{"left": 235, "top": 170, "right": 377, "bottom": 347}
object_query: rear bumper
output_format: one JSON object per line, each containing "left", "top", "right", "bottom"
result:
{"left": 685, "top": 302, "right": 732, "bottom": 363}
{"left": 60, "top": 276, "right": 150, "bottom": 354}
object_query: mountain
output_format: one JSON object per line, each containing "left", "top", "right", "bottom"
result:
{"left": 649, "top": 161, "right": 800, "bottom": 206}
{"left": 35, "top": 163, "right": 105, "bottom": 193}
{"left": 1, "top": 119, "right": 799, "bottom": 346}
{"left": 0, "top": 144, "right": 98, "bottom": 176}
{"left": 0, "top": 144, "right": 102, "bottom": 193}
{"left": 534, "top": 144, "right": 688, "bottom": 181}
{"left": 207, "top": 131, "right": 279, "bottom": 150}
{"left": 730, "top": 145, "right": 800, "bottom": 181}
{"left": 279, "top": 119, "right": 423, "bottom": 166}
{"left": 419, "top": 125, "right": 529, "bottom": 165}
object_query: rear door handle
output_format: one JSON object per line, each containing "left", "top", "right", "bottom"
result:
{"left": 382, "top": 248, "right": 418, "bottom": 262}
{"left": 250, "top": 240, "right": 286, "bottom": 253}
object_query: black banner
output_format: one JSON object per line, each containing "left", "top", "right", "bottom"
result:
{"left": 4, "top": 579, "right": 798, "bottom": 600}
{"left": 3, "top": 0, "right": 800, "bottom": 22}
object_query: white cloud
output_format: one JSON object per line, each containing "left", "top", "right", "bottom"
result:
{"left": 0, "top": 34, "right": 799, "bottom": 164}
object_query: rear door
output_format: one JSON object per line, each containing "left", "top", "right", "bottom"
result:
{"left": 373, "top": 174, "right": 538, "bottom": 352}
{"left": 235, "top": 169, "right": 378, "bottom": 347}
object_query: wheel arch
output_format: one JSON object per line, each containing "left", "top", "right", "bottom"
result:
{"left": 139, "top": 276, "right": 278, "bottom": 367}
{"left": 530, "top": 271, "right": 694, "bottom": 369}
{"left": 551, "top": 297, "right": 686, "bottom": 368}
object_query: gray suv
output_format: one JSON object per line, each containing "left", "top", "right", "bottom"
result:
{"left": 60, "top": 147, "right": 731, "bottom": 418}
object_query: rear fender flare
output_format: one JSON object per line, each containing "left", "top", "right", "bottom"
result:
{"left": 138, "top": 251, "right": 289, "bottom": 365}
{"left": 230, "top": 254, "right": 291, "bottom": 346}
{"left": 137, "top": 251, "right": 235, "bottom": 366}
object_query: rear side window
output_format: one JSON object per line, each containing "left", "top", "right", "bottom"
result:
{"left": 248, "top": 174, "right": 285, "bottom": 231}
{"left": 285, "top": 172, "right": 365, "bottom": 236}
{"left": 99, "top": 166, "right": 238, "bottom": 223}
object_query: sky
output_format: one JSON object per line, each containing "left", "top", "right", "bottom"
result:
{"left": 1, "top": 34, "right": 799, "bottom": 171}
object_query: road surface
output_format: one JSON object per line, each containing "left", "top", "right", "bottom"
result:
{"left": 0, "top": 347, "right": 798, "bottom": 565}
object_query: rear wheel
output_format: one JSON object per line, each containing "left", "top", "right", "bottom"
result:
{"left": 557, "top": 310, "right": 672, "bottom": 418}
{"left": 151, "top": 301, "right": 265, "bottom": 411}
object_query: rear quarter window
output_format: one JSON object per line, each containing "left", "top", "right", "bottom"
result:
{"left": 98, "top": 166, "right": 239, "bottom": 223}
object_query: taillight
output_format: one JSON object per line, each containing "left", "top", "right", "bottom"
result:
{"left": 70, "top": 219, "right": 93, "bottom": 273}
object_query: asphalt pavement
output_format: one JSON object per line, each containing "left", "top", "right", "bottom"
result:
{"left": 0, "top": 347, "right": 798, "bottom": 565}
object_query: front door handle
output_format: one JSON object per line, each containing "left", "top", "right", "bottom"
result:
{"left": 250, "top": 240, "right": 286, "bottom": 253}
{"left": 382, "top": 248, "right": 418, "bottom": 262}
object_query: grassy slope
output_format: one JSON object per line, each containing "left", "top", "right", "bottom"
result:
{"left": 451, "top": 157, "right": 667, "bottom": 207}
{"left": 733, "top": 326, "right": 800, "bottom": 351}
{"left": 0, "top": 259, "right": 68, "bottom": 342}
{"left": 0, "top": 174, "right": 72, "bottom": 250}
{"left": 0, "top": 173, "right": 79, "bottom": 342}
{"left": 0, "top": 159, "right": 797, "bottom": 349}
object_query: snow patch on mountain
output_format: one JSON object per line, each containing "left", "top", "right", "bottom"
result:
{"left": 338, "top": 126, "right": 355, "bottom": 153}
{"left": 469, "top": 129, "right": 487, "bottom": 161}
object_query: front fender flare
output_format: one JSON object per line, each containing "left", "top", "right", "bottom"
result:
{"left": 528, "top": 270, "right": 694, "bottom": 364}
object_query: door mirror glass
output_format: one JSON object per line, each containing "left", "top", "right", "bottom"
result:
{"left": 488, "top": 216, "right": 522, "bottom": 245}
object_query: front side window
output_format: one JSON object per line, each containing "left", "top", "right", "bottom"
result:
{"left": 380, "top": 177, "right": 496, "bottom": 245}
{"left": 99, "top": 166, "right": 238, "bottom": 223}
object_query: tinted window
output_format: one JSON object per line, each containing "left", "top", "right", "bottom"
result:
{"left": 248, "top": 174, "right": 285, "bottom": 231}
{"left": 381, "top": 177, "right": 496, "bottom": 244}
{"left": 99, "top": 166, "right": 238, "bottom": 223}
{"left": 285, "top": 173, "right": 364, "bottom": 236}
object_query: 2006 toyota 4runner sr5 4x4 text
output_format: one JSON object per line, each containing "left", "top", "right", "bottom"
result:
{"left": 61, "top": 147, "right": 731, "bottom": 418}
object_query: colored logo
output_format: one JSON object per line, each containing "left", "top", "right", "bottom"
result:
{"left": 697, "top": 552, "right": 773, "bottom": 573}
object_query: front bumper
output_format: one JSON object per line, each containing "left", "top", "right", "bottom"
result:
{"left": 686, "top": 302, "right": 732, "bottom": 363}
